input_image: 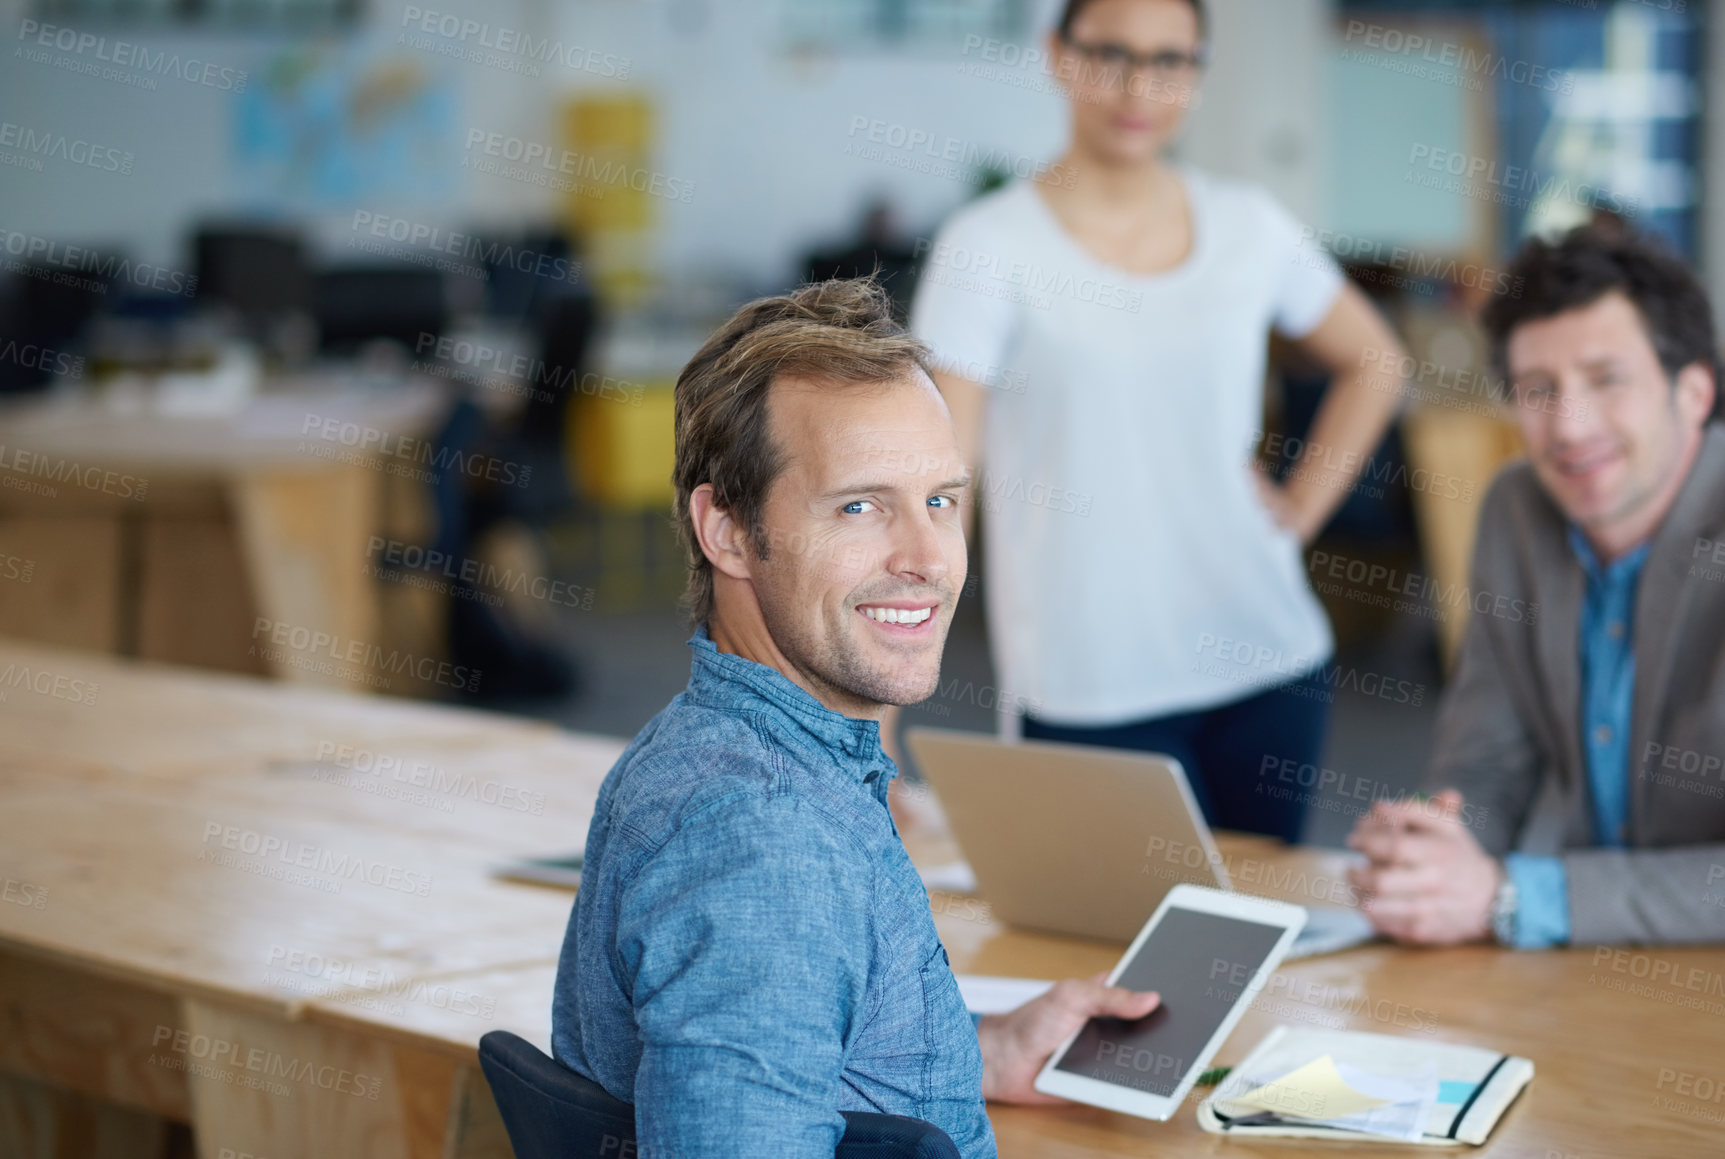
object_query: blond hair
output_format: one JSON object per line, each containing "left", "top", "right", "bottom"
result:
{"left": 671, "top": 278, "right": 930, "bottom": 624}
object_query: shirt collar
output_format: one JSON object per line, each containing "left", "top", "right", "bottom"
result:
{"left": 684, "top": 625, "right": 897, "bottom": 789}
{"left": 1567, "top": 525, "right": 1652, "bottom": 589}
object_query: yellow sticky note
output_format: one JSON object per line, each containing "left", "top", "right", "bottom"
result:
{"left": 1228, "top": 1055, "right": 1392, "bottom": 1121}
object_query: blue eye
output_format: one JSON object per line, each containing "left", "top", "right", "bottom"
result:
{"left": 928, "top": 495, "right": 954, "bottom": 509}
{"left": 843, "top": 500, "right": 877, "bottom": 515}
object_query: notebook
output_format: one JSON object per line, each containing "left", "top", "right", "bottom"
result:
{"left": 1197, "top": 1025, "right": 1533, "bottom": 1145}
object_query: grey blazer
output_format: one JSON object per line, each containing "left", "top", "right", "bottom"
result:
{"left": 1428, "top": 423, "right": 1725, "bottom": 945}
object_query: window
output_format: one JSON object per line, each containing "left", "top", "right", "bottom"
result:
{"left": 1340, "top": 0, "right": 1701, "bottom": 257}
{"left": 27, "top": 0, "right": 360, "bottom": 29}
{"left": 782, "top": 0, "right": 1031, "bottom": 52}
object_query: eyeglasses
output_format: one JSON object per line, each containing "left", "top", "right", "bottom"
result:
{"left": 1061, "top": 38, "right": 1206, "bottom": 85}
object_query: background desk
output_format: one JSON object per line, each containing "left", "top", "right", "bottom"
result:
{"left": 0, "top": 380, "right": 447, "bottom": 694}
{"left": 2, "top": 641, "right": 1721, "bottom": 1157}
{"left": 1400, "top": 405, "right": 1526, "bottom": 670}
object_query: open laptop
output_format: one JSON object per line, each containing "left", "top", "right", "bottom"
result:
{"left": 904, "top": 728, "right": 1376, "bottom": 959}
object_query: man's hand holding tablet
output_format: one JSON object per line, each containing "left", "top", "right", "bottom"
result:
{"left": 978, "top": 976, "right": 1162, "bottom": 1104}
{"left": 1031, "top": 885, "right": 1308, "bottom": 1120}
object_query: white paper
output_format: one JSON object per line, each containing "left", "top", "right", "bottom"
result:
{"left": 1322, "top": 1061, "right": 1437, "bottom": 1142}
{"left": 955, "top": 974, "right": 1053, "bottom": 1015}
{"left": 918, "top": 860, "right": 977, "bottom": 894}
{"left": 1225, "top": 1055, "right": 1391, "bottom": 1119}
{"left": 1218, "top": 1053, "right": 1437, "bottom": 1143}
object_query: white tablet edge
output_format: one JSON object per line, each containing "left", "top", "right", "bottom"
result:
{"left": 1031, "top": 884, "right": 1307, "bottom": 1121}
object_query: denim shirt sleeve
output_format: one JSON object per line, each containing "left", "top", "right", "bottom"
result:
{"left": 616, "top": 790, "right": 874, "bottom": 1159}
{"left": 1505, "top": 853, "right": 1570, "bottom": 948}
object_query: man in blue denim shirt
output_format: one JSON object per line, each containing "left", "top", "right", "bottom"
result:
{"left": 1346, "top": 226, "right": 1725, "bottom": 947}
{"left": 552, "top": 279, "right": 1159, "bottom": 1158}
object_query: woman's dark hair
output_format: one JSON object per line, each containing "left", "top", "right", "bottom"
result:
{"left": 1481, "top": 224, "right": 1722, "bottom": 421}
{"left": 1058, "top": 0, "right": 1207, "bottom": 39}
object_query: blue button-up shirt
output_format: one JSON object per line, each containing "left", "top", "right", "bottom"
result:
{"left": 1505, "top": 529, "right": 1650, "bottom": 948}
{"left": 552, "top": 628, "right": 994, "bottom": 1158}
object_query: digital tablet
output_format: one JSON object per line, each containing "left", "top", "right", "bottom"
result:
{"left": 1032, "top": 884, "right": 1306, "bottom": 1120}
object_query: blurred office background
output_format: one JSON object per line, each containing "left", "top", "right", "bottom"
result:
{"left": 0, "top": 0, "right": 1710, "bottom": 844}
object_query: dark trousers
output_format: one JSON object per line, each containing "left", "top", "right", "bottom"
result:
{"left": 1022, "top": 669, "right": 1330, "bottom": 844}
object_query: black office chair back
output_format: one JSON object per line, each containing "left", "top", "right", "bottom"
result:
{"left": 478, "top": 1030, "right": 961, "bottom": 1159}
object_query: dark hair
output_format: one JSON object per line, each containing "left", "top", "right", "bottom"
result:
{"left": 671, "top": 278, "right": 930, "bottom": 625}
{"left": 1058, "top": 0, "right": 1207, "bottom": 39}
{"left": 1482, "top": 224, "right": 1721, "bottom": 421}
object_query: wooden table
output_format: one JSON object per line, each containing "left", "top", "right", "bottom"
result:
{"left": 0, "top": 638, "right": 608, "bottom": 1157}
{"left": 3, "top": 640, "right": 1723, "bottom": 1157}
{"left": 0, "top": 377, "right": 448, "bottom": 693}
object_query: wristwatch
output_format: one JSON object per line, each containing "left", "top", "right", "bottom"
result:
{"left": 1489, "top": 866, "right": 1518, "bottom": 946}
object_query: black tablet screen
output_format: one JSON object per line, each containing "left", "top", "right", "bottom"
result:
{"left": 1053, "top": 907, "right": 1285, "bottom": 1097}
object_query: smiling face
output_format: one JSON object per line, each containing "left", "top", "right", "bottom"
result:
{"left": 1052, "top": 0, "right": 1203, "bottom": 165}
{"left": 730, "top": 368, "right": 969, "bottom": 715}
{"left": 1507, "top": 291, "right": 1715, "bottom": 557}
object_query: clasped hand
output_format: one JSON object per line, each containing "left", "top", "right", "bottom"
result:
{"left": 1345, "top": 788, "right": 1501, "bottom": 945}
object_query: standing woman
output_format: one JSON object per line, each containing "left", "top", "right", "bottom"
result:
{"left": 908, "top": 0, "right": 1407, "bottom": 841}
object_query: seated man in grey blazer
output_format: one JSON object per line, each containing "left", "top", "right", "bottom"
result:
{"left": 1348, "top": 224, "right": 1725, "bottom": 947}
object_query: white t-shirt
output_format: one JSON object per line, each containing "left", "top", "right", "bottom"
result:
{"left": 910, "top": 169, "right": 1345, "bottom": 725}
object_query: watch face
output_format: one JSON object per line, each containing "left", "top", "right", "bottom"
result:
{"left": 1491, "top": 879, "right": 1517, "bottom": 945}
